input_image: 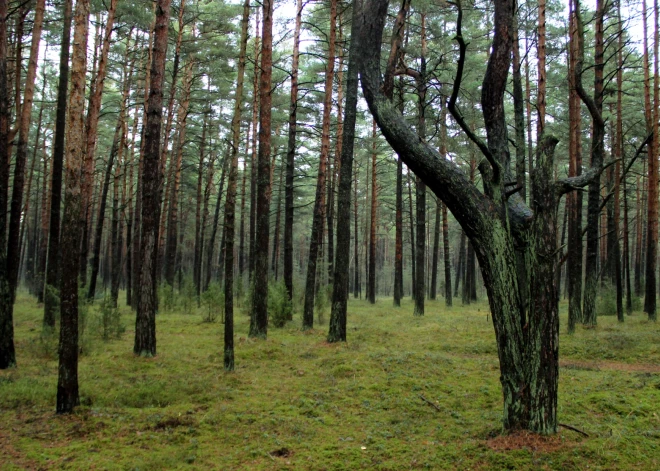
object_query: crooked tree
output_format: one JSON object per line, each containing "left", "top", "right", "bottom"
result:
{"left": 357, "top": 0, "right": 603, "bottom": 433}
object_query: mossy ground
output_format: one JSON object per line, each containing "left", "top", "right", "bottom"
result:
{"left": 1, "top": 291, "right": 659, "bottom": 470}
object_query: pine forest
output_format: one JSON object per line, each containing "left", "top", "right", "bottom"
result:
{"left": 0, "top": 0, "right": 659, "bottom": 468}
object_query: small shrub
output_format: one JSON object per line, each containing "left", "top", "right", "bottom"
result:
{"left": 98, "top": 296, "right": 125, "bottom": 340}
{"left": 268, "top": 280, "right": 292, "bottom": 328}
{"left": 78, "top": 288, "right": 93, "bottom": 356}
{"left": 26, "top": 328, "right": 58, "bottom": 360}
{"left": 179, "top": 276, "right": 197, "bottom": 313}
{"left": 159, "top": 283, "right": 176, "bottom": 313}
{"left": 201, "top": 283, "right": 224, "bottom": 323}
{"left": 315, "top": 284, "right": 331, "bottom": 325}
{"left": 596, "top": 284, "right": 617, "bottom": 316}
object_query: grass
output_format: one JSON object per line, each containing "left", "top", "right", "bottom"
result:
{"left": 1, "top": 290, "right": 659, "bottom": 470}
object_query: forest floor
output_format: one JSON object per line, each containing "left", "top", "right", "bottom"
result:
{"left": 1, "top": 290, "right": 659, "bottom": 470}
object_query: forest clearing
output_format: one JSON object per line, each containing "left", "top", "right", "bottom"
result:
{"left": 1, "top": 293, "right": 658, "bottom": 470}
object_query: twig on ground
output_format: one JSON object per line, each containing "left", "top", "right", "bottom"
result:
{"left": 419, "top": 394, "right": 441, "bottom": 412}
{"left": 559, "top": 423, "right": 589, "bottom": 437}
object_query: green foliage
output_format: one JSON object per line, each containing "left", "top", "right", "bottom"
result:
{"left": 315, "top": 283, "right": 332, "bottom": 325}
{"left": 268, "top": 280, "right": 292, "bottom": 328}
{"left": 596, "top": 284, "right": 617, "bottom": 316}
{"left": 159, "top": 283, "right": 176, "bottom": 313}
{"left": 200, "top": 282, "right": 224, "bottom": 323}
{"left": 97, "top": 296, "right": 126, "bottom": 341}
{"left": 2, "top": 295, "right": 659, "bottom": 469}
{"left": 78, "top": 288, "right": 93, "bottom": 356}
{"left": 179, "top": 276, "right": 197, "bottom": 313}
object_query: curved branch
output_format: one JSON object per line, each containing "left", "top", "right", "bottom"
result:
{"left": 357, "top": 0, "right": 493, "bottom": 240}
{"left": 447, "top": 0, "right": 498, "bottom": 182}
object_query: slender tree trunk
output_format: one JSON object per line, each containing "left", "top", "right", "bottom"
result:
{"left": 271, "top": 156, "right": 284, "bottom": 277}
{"left": 156, "top": 1, "right": 186, "bottom": 274}
{"left": 205, "top": 148, "right": 229, "bottom": 290}
{"left": 222, "top": 0, "right": 251, "bottom": 370}
{"left": 430, "top": 199, "right": 440, "bottom": 300}
{"left": 646, "top": 0, "right": 659, "bottom": 321}
{"left": 193, "top": 111, "right": 209, "bottom": 300}
{"left": 368, "top": 120, "right": 377, "bottom": 304}
{"left": 164, "top": 60, "right": 194, "bottom": 286}
{"left": 0, "top": 0, "right": 13, "bottom": 368}
{"left": 134, "top": 0, "right": 172, "bottom": 357}
{"left": 567, "top": 2, "right": 583, "bottom": 332}
{"left": 249, "top": 0, "right": 274, "bottom": 339}
{"left": 303, "top": 0, "right": 337, "bottom": 329}
{"left": 43, "top": 0, "right": 72, "bottom": 326}
{"left": 7, "top": 0, "right": 46, "bottom": 302}
{"left": 329, "top": 0, "right": 360, "bottom": 341}
{"left": 80, "top": 1, "right": 117, "bottom": 286}
{"left": 407, "top": 171, "right": 415, "bottom": 298}
{"left": 576, "top": 0, "right": 605, "bottom": 327}
{"left": 353, "top": 161, "right": 359, "bottom": 298}
{"left": 57, "top": 0, "right": 89, "bottom": 412}
{"left": 248, "top": 9, "right": 261, "bottom": 281}
{"left": 284, "top": 0, "right": 302, "bottom": 302}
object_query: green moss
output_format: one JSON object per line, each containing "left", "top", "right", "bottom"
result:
{"left": 0, "top": 293, "right": 658, "bottom": 469}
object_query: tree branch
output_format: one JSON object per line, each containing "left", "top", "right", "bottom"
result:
{"left": 446, "top": 0, "right": 499, "bottom": 184}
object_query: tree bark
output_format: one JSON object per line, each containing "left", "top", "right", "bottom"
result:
{"left": 223, "top": 0, "right": 251, "bottom": 369}
{"left": 357, "top": 0, "right": 582, "bottom": 433}
{"left": 368, "top": 120, "right": 377, "bottom": 304}
{"left": 7, "top": 0, "right": 46, "bottom": 302}
{"left": 575, "top": 0, "right": 604, "bottom": 327}
{"left": 302, "top": 0, "right": 337, "bottom": 329}
{"left": 135, "top": 0, "right": 172, "bottom": 357}
{"left": 80, "top": 1, "right": 117, "bottom": 286}
{"left": 249, "top": 0, "right": 274, "bottom": 339}
{"left": 645, "top": 0, "right": 659, "bottom": 321}
{"left": 329, "top": 0, "right": 361, "bottom": 342}
{"left": 56, "top": 0, "right": 89, "bottom": 412}
{"left": 0, "top": 0, "right": 13, "bottom": 369}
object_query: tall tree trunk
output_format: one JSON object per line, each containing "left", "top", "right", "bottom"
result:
{"left": 87, "top": 41, "right": 132, "bottom": 300}
{"left": 353, "top": 160, "right": 359, "bottom": 298}
{"left": 576, "top": 0, "right": 605, "bottom": 327}
{"left": 271, "top": 155, "right": 284, "bottom": 277}
{"left": 407, "top": 171, "right": 415, "bottom": 298}
{"left": 224, "top": 0, "right": 251, "bottom": 369}
{"left": 156, "top": 1, "right": 186, "bottom": 276}
{"left": 248, "top": 9, "right": 261, "bottom": 281}
{"left": 164, "top": 59, "right": 194, "bottom": 286}
{"left": 204, "top": 148, "right": 228, "bottom": 290}
{"left": 135, "top": 0, "right": 172, "bottom": 357}
{"left": 567, "top": 1, "right": 583, "bottom": 333}
{"left": 80, "top": 0, "right": 117, "bottom": 286}
{"left": 37, "top": 143, "right": 50, "bottom": 303}
{"left": 110, "top": 128, "right": 125, "bottom": 308}
{"left": 43, "top": 0, "right": 72, "bottom": 327}
{"left": 368, "top": 120, "right": 377, "bottom": 304}
{"left": 302, "top": 0, "right": 337, "bottom": 329}
{"left": 284, "top": 0, "right": 302, "bottom": 302}
{"left": 430, "top": 199, "right": 440, "bottom": 300}
{"left": 7, "top": 0, "right": 46, "bottom": 302}
{"left": 646, "top": 0, "right": 659, "bottom": 321}
{"left": 56, "top": 0, "right": 89, "bottom": 412}
{"left": 0, "top": 0, "right": 13, "bottom": 368}
{"left": 328, "top": 0, "right": 360, "bottom": 342}
{"left": 249, "top": 0, "right": 274, "bottom": 339}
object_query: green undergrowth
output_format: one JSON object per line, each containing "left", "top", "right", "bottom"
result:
{"left": 1, "top": 292, "right": 659, "bottom": 470}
